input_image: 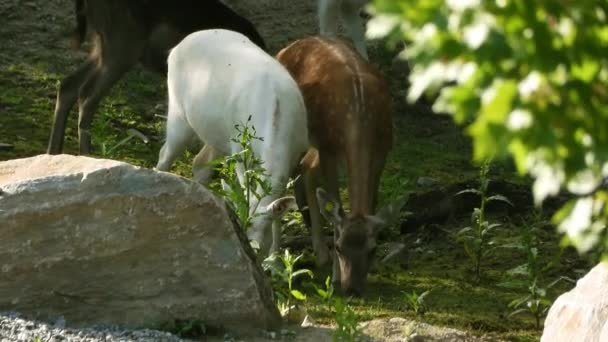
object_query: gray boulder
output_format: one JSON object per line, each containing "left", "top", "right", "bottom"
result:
{"left": 0, "top": 154, "right": 280, "bottom": 334}
{"left": 541, "top": 262, "right": 608, "bottom": 342}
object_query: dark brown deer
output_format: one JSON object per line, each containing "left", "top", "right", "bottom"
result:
{"left": 47, "top": 0, "right": 266, "bottom": 155}
{"left": 276, "top": 36, "right": 401, "bottom": 295}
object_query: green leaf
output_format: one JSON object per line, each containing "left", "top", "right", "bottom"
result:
{"left": 506, "top": 264, "right": 530, "bottom": 276}
{"left": 507, "top": 308, "right": 529, "bottom": 318}
{"left": 457, "top": 227, "right": 474, "bottom": 236}
{"left": 316, "top": 288, "right": 328, "bottom": 298}
{"left": 455, "top": 189, "right": 482, "bottom": 196}
{"left": 498, "top": 279, "right": 528, "bottom": 289}
{"left": 290, "top": 289, "right": 307, "bottom": 301}
{"left": 292, "top": 269, "right": 314, "bottom": 280}
{"left": 487, "top": 195, "right": 515, "bottom": 206}
{"left": 418, "top": 290, "right": 431, "bottom": 301}
{"left": 487, "top": 223, "right": 502, "bottom": 230}
{"left": 508, "top": 295, "right": 531, "bottom": 309}
{"left": 500, "top": 242, "right": 525, "bottom": 249}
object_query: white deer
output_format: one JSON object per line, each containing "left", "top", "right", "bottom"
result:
{"left": 318, "top": 0, "right": 369, "bottom": 59}
{"left": 156, "top": 29, "right": 309, "bottom": 256}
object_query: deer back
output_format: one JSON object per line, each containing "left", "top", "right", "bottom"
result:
{"left": 277, "top": 36, "right": 392, "bottom": 215}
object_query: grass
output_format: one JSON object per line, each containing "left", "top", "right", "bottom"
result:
{"left": 300, "top": 214, "right": 582, "bottom": 341}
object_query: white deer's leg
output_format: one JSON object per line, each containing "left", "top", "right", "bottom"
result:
{"left": 192, "top": 144, "right": 220, "bottom": 185}
{"left": 156, "top": 111, "right": 194, "bottom": 172}
{"left": 340, "top": 0, "right": 368, "bottom": 59}
{"left": 248, "top": 195, "right": 274, "bottom": 257}
{"left": 318, "top": 0, "right": 341, "bottom": 37}
{"left": 266, "top": 196, "right": 298, "bottom": 254}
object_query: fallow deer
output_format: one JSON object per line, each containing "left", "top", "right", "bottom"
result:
{"left": 156, "top": 29, "right": 308, "bottom": 257}
{"left": 277, "top": 36, "right": 400, "bottom": 295}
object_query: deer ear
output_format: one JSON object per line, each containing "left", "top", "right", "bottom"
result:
{"left": 369, "top": 196, "right": 408, "bottom": 234}
{"left": 316, "top": 188, "right": 343, "bottom": 226}
{"left": 266, "top": 196, "right": 297, "bottom": 218}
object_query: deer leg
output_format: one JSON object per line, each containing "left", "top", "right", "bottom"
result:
{"left": 304, "top": 165, "right": 330, "bottom": 266}
{"left": 318, "top": 0, "right": 341, "bottom": 37}
{"left": 340, "top": 0, "right": 368, "bottom": 59}
{"left": 76, "top": 38, "right": 144, "bottom": 155}
{"left": 369, "top": 152, "right": 389, "bottom": 212}
{"left": 294, "top": 174, "right": 311, "bottom": 227}
{"left": 192, "top": 144, "right": 221, "bottom": 185}
{"left": 48, "top": 59, "right": 95, "bottom": 154}
{"left": 318, "top": 150, "right": 342, "bottom": 285}
{"left": 156, "top": 110, "right": 195, "bottom": 172}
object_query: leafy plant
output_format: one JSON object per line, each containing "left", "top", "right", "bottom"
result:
{"left": 209, "top": 116, "right": 272, "bottom": 231}
{"left": 332, "top": 297, "right": 362, "bottom": 342}
{"left": 455, "top": 160, "right": 513, "bottom": 282}
{"left": 402, "top": 289, "right": 431, "bottom": 316}
{"left": 314, "top": 275, "right": 335, "bottom": 304}
{"left": 501, "top": 217, "right": 575, "bottom": 330}
{"left": 369, "top": 0, "right": 608, "bottom": 258}
{"left": 262, "top": 249, "right": 313, "bottom": 317}
{"left": 507, "top": 279, "right": 553, "bottom": 331}
{"left": 312, "top": 276, "right": 361, "bottom": 341}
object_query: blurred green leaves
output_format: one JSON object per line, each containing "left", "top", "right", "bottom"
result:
{"left": 369, "top": 0, "right": 608, "bottom": 257}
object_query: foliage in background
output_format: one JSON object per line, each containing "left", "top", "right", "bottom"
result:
{"left": 314, "top": 275, "right": 335, "bottom": 305}
{"left": 369, "top": 0, "right": 608, "bottom": 258}
{"left": 262, "top": 249, "right": 313, "bottom": 317}
{"left": 500, "top": 215, "right": 575, "bottom": 330}
{"left": 311, "top": 276, "right": 361, "bottom": 341}
{"left": 209, "top": 117, "right": 271, "bottom": 231}
{"left": 455, "top": 160, "right": 513, "bottom": 282}
{"left": 402, "top": 289, "right": 431, "bottom": 316}
{"left": 332, "top": 297, "right": 362, "bottom": 342}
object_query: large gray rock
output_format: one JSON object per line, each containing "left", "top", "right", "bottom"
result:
{"left": 0, "top": 154, "right": 280, "bottom": 334}
{"left": 541, "top": 262, "right": 608, "bottom": 342}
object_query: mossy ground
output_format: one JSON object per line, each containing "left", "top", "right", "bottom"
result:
{"left": 0, "top": 1, "right": 592, "bottom": 341}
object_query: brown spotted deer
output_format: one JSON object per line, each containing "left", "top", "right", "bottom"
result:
{"left": 276, "top": 36, "right": 401, "bottom": 295}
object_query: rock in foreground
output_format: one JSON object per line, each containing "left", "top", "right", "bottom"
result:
{"left": 541, "top": 262, "right": 608, "bottom": 342}
{"left": 0, "top": 155, "right": 280, "bottom": 334}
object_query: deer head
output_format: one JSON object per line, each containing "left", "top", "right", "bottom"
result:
{"left": 316, "top": 188, "right": 403, "bottom": 295}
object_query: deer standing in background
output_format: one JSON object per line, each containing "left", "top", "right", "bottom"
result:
{"left": 277, "top": 36, "right": 400, "bottom": 295}
{"left": 48, "top": 0, "right": 266, "bottom": 155}
{"left": 318, "top": 0, "right": 369, "bottom": 59}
